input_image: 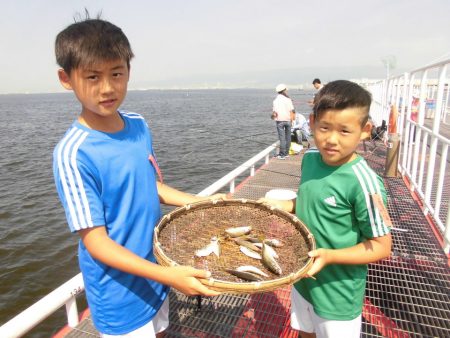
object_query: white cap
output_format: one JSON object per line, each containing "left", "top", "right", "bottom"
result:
{"left": 276, "top": 84, "right": 287, "bottom": 93}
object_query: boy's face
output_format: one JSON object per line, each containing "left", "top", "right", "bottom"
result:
{"left": 310, "top": 107, "right": 371, "bottom": 166}
{"left": 58, "top": 59, "right": 129, "bottom": 122}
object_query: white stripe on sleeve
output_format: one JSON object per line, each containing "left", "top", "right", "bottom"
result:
{"left": 70, "top": 132, "right": 93, "bottom": 229}
{"left": 57, "top": 128, "right": 91, "bottom": 231}
{"left": 357, "top": 162, "right": 384, "bottom": 236}
{"left": 361, "top": 161, "right": 390, "bottom": 234}
{"left": 352, "top": 162, "right": 380, "bottom": 237}
{"left": 57, "top": 128, "right": 80, "bottom": 229}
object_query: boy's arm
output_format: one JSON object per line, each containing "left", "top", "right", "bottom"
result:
{"left": 305, "top": 233, "right": 392, "bottom": 277}
{"left": 156, "top": 182, "right": 225, "bottom": 206}
{"left": 79, "top": 226, "right": 220, "bottom": 296}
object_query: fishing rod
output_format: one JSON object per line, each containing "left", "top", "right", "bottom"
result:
{"left": 153, "top": 126, "right": 279, "bottom": 158}
{"left": 151, "top": 120, "right": 309, "bottom": 177}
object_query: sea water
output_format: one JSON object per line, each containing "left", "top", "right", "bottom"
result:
{"left": 0, "top": 89, "right": 313, "bottom": 337}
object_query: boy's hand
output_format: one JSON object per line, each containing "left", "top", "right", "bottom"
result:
{"left": 305, "top": 248, "right": 330, "bottom": 278}
{"left": 257, "top": 197, "right": 295, "bottom": 213}
{"left": 304, "top": 234, "right": 392, "bottom": 279}
{"left": 193, "top": 193, "right": 227, "bottom": 204}
{"left": 208, "top": 193, "right": 227, "bottom": 201}
{"left": 167, "top": 266, "right": 221, "bottom": 297}
{"left": 257, "top": 197, "right": 278, "bottom": 206}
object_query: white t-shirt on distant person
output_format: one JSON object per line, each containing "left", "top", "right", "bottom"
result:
{"left": 273, "top": 94, "right": 294, "bottom": 121}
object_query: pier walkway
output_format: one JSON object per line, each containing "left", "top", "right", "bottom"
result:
{"left": 64, "top": 141, "right": 450, "bottom": 338}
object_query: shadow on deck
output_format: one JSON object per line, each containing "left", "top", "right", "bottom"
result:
{"left": 64, "top": 142, "right": 450, "bottom": 338}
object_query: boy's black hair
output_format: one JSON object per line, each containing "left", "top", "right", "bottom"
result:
{"left": 313, "top": 80, "right": 372, "bottom": 126}
{"left": 312, "top": 78, "right": 321, "bottom": 85}
{"left": 55, "top": 13, "right": 134, "bottom": 74}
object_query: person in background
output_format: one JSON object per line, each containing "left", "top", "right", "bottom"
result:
{"left": 272, "top": 83, "right": 295, "bottom": 159}
{"left": 53, "top": 15, "right": 222, "bottom": 337}
{"left": 308, "top": 78, "right": 324, "bottom": 106}
{"left": 292, "top": 112, "right": 312, "bottom": 147}
{"left": 312, "top": 78, "right": 324, "bottom": 91}
{"left": 262, "top": 80, "right": 392, "bottom": 338}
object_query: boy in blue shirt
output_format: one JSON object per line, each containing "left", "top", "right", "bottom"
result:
{"left": 263, "top": 80, "right": 392, "bottom": 337}
{"left": 53, "top": 17, "right": 221, "bottom": 337}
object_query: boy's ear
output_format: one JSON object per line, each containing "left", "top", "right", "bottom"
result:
{"left": 58, "top": 69, "right": 73, "bottom": 90}
{"left": 360, "top": 121, "right": 372, "bottom": 140}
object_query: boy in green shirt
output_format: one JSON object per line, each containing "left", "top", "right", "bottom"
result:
{"left": 263, "top": 80, "right": 392, "bottom": 337}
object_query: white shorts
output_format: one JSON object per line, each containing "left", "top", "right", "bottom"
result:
{"left": 101, "top": 297, "right": 169, "bottom": 338}
{"left": 290, "top": 287, "right": 361, "bottom": 338}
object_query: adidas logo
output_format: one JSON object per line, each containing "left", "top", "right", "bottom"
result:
{"left": 324, "top": 196, "right": 337, "bottom": 207}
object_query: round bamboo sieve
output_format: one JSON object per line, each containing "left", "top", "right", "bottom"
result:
{"left": 154, "top": 199, "right": 316, "bottom": 294}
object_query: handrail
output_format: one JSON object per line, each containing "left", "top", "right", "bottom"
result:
{"left": 408, "top": 58, "right": 450, "bottom": 74}
{"left": 363, "top": 57, "right": 450, "bottom": 253}
{"left": 0, "top": 274, "right": 84, "bottom": 338}
{"left": 197, "top": 141, "right": 278, "bottom": 196}
{"left": 0, "top": 141, "right": 280, "bottom": 338}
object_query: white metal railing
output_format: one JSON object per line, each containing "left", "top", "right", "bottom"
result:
{"left": 364, "top": 58, "right": 450, "bottom": 254}
{"left": 0, "top": 142, "right": 279, "bottom": 338}
{"left": 197, "top": 141, "right": 278, "bottom": 196}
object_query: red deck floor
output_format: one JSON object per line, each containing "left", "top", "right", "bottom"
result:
{"left": 63, "top": 142, "right": 450, "bottom": 338}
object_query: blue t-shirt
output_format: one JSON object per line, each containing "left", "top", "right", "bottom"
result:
{"left": 53, "top": 111, "right": 169, "bottom": 335}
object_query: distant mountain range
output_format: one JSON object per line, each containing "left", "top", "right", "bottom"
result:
{"left": 130, "top": 65, "right": 401, "bottom": 90}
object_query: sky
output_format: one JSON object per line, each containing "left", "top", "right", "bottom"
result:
{"left": 1, "top": 0, "right": 449, "bottom": 94}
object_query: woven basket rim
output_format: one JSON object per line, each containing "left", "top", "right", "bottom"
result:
{"left": 154, "top": 198, "right": 316, "bottom": 294}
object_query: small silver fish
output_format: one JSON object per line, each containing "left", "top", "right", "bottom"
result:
{"left": 261, "top": 243, "right": 282, "bottom": 275}
{"left": 233, "top": 238, "right": 261, "bottom": 252}
{"left": 253, "top": 242, "right": 278, "bottom": 258}
{"left": 236, "top": 265, "right": 269, "bottom": 278}
{"left": 239, "top": 246, "right": 262, "bottom": 260}
{"left": 225, "top": 226, "right": 252, "bottom": 238}
{"left": 195, "top": 236, "right": 221, "bottom": 257}
{"left": 264, "top": 239, "right": 284, "bottom": 247}
{"left": 263, "top": 244, "right": 279, "bottom": 259}
{"left": 225, "top": 269, "right": 263, "bottom": 282}
{"left": 236, "top": 235, "right": 261, "bottom": 243}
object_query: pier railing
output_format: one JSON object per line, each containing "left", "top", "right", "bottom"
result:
{"left": 363, "top": 58, "right": 450, "bottom": 253}
{"left": 0, "top": 274, "right": 84, "bottom": 338}
{"left": 0, "top": 142, "right": 279, "bottom": 338}
{"left": 197, "top": 142, "right": 278, "bottom": 196}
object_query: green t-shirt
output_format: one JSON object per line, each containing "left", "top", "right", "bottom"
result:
{"left": 295, "top": 149, "right": 391, "bottom": 320}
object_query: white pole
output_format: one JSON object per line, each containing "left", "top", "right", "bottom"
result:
{"left": 444, "top": 198, "right": 450, "bottom": 254}
{"left": 424, "top": 66, "right": 447, "bottom": 215}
